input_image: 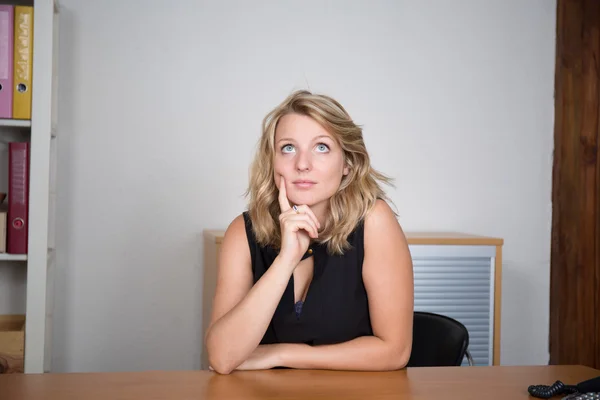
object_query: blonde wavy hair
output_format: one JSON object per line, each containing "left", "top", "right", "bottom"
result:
{"left": 245, "top": 90, "right": 395, "bottom": 255}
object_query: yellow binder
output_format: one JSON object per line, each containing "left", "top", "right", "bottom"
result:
{"left": 12, "top": 5, "right": 33, "bottom": 120}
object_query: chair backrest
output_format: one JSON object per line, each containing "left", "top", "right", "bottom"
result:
{"left": 406, "top": 311, "right": 469, "bottom": 367}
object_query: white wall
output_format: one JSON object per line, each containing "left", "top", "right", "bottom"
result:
{"left": 50, "top": 0, "right": 556, "bottom": 372}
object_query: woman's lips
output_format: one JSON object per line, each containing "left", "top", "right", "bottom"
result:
{"left": 293, "top": 180, "right": 316, "bottom": 189}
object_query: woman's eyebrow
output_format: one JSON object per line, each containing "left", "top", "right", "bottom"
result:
{"left": 276, "top": 134, "right": 334, "bottom": 144}
{"left": 276, "top": 137, "right": 295, "bottom": 144}
{"left": 313, "top": 135, "right": 334, "bottom": 141}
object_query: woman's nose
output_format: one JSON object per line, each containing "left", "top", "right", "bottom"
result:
{"left": 295, "top": 151, "right": 312, "bottom": 171}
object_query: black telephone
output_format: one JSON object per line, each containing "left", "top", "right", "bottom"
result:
{"left": 528, "top": 376, "right": 600, "bottom": 399}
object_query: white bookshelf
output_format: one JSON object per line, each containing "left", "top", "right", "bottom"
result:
{"left": 0, "top": 120, "right": 31, "bottom": 128}
{"left": 0, "top": 0, "right": 58, "bottom": 374}
{"left": 0, "top": 254, "right": 27, "bottom": 261}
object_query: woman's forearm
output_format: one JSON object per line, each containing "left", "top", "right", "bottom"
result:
{"left": 206, "top": 255, "right": 296, "bottom": 374}
{"left": 279, "top": 336, "right": 411, "bottom": 371}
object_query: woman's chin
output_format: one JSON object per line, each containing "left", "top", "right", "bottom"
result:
{"left": 288, "top": 196, "right": 326, "bottom": 209}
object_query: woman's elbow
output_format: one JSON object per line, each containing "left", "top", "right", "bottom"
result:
{"left": 209, "top": 358, "right": 235, "bottom": 375}
{"left": 206, "top": 333, "right": 235, "bottom": 374}
{"left": 207, "top": 346, "right": 236, "bottom": 375}
{"left": 387, "top": 344, "right": 412, "bottom": 370}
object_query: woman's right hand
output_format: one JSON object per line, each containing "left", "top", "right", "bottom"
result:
{"left": 277, "top": 176, "right": 321, "bottom": 266}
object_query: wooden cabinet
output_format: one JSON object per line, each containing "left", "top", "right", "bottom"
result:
{"left": 202, "top": 230, "right": 503, "bottom": 370}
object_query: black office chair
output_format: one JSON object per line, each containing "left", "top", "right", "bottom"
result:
{"left": 406, "top": 311, "right": 474, "bottom": 367}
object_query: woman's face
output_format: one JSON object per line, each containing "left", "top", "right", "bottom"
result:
{"left": 273, "top": 113, "right": 349, "bottom": 212}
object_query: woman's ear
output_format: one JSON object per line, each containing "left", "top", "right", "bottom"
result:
{"left": 343, "top": 165, "right": 350, "bottom": 176}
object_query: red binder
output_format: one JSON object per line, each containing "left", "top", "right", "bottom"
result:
{"left": 7, "top": 142, "right": 29, "bottom": 254}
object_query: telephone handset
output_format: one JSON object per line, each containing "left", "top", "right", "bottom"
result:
{"left": 528, "top": 375, "right": 600, "bottom": 399}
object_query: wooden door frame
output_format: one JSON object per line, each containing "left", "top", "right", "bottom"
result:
{"left": 549, "top": 0, "right": 600, "bottom": 369}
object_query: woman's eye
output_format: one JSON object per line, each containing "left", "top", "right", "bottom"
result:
{"left": 316, "top": 143, "right": 329, "bottom": 152}
{"left": 281, "top": 144, "right": 295, "bottom": 153}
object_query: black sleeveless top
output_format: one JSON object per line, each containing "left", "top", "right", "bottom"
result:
{"left": 242, "top": 212, "right": 373, "bottom": 346}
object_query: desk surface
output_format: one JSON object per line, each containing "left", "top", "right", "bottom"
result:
{"left": 0, "top": 365, "right": 598, "bottom": 399}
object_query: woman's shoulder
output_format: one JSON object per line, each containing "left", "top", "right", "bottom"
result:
{"left": 341, "top": 200, "right": 398, "bottom": 251}
{"left": 364, "top": 199, "right": 402, "bottom": 237}
{"left": 222, "top": 213, "right": 251, "bottom": 244}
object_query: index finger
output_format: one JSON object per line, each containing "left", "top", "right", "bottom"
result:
{"left": 278, "top": 176, "right": 291, "bottom": 212}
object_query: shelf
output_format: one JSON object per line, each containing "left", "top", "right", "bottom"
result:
{"left": 4, "top": 0, "right": 59, "bottom": 374}
{"left": 0, "top": 253, "right": 27, "bottom": 261}
{"left": 0, "top": 119, "right": 31, "bottom": 128}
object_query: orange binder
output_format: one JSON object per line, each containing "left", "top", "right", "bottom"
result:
{"left": 12, "top": 5, "right": 33, "bottom": 120}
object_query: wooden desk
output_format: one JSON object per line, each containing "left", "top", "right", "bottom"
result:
{"left": 1, "top": 365, "right": 598, "bottom": 399}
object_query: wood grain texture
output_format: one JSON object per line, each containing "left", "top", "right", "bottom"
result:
{"left": 0, "top": 315, "right": 25, "bottom": 375}
{"left": 0, "top": 353, "right": 24, "bottom": 374}
{"left": 550, "top": 0, "right": 600, "bottom": 369}
{"left": 0, "top": 365, "right": 598, "bottom": 400}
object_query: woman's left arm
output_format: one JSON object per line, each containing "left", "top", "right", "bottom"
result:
{"left": 275, "top": 199, "right": 414, "bottom": 371}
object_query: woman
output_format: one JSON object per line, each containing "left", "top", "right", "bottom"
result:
{"left": 205, "top": 90, "right": 414, "bottom": 374}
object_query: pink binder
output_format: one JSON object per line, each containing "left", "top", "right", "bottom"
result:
{"left": 0, "top": 5, "right": 14, "bottom": 119}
